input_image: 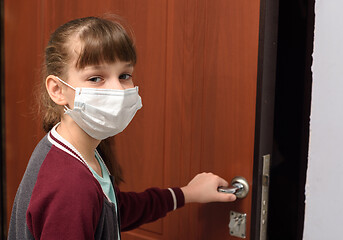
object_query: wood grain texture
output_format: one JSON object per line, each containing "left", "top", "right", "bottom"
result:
{"left": 4, "top": 0, "right": 44, "bottom": 232}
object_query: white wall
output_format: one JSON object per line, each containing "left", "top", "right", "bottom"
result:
{"left": 303, "top": 1, "right": 343, "bottom": 239}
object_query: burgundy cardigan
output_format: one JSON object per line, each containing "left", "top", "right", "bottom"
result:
{"left": 8, "top": 128, "right": 184, "bottom": 240}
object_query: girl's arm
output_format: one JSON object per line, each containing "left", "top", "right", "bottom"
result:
{"left": 117, "top": 187, "right": 184, "bottom": 231}
{"left": 117, "top": 172, "right": 236, "bottom": 231}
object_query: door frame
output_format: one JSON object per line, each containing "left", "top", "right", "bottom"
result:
{"left": 266, "top": 0, "right": 315, "bottom": 239}
{"left": 251, "top": 0, "right": 279, "bottom": 238}
{"left": 252, "top": 0, "right": 315, "bottom": 239}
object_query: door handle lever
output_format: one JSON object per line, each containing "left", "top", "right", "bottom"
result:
{"left": 218, "top": 183, "right": 244, "bottom": 194}
{"left": 218, "top": 176, "right": 249, "bottom": 198}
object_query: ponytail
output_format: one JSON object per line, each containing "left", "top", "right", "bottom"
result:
{"left": 97, "top": 137, "right": 124, "bottom": 185}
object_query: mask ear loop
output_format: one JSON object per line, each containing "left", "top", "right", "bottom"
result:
{"left": 55, "top": 76, "right": 75, "bottom": 112}
{"left": 55, "top": 76, "right": 76, "bottom": 91}
{"left": 63, "top": 105, "right": 71, "bottom": 113}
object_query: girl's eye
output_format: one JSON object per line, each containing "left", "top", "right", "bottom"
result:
{"left": 88, "top": 76, "right": 103, "bottom": 83}
{"left": 119, "top": 73, "right": 132, "bottom": 80}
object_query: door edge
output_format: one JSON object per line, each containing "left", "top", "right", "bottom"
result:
{"left": 251, "top": 0, "right": 279, "bottom": 239}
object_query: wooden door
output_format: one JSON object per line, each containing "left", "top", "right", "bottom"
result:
{"left": 4, "top": 0, "right": 271, "bottom": 239}
{"left": 116, "top": 1, "right": 261, "bottom": 239}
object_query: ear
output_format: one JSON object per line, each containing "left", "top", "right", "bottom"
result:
{"left": 46, "top": 75, "right": 68, "bottom": 106}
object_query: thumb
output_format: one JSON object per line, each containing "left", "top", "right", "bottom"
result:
{"left": 216, "top": 192, "right": 237, "bottom": 202}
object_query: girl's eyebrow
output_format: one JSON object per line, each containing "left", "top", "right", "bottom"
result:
{"left": 84, "top": 65, "right": 103, "bottom": 70}
{"left": 83, "top": 63, "right": 134, "bottom": 70}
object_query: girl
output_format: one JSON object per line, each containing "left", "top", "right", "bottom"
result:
{"left": 8, "top": 16, "right": 236, "bottom": 239}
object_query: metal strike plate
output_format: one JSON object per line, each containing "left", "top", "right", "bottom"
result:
{"left": 260, "top": 154, "right": 271, "bottom": 240}
{"left": 229, "top": 211, "right": 246, "bottom": 238}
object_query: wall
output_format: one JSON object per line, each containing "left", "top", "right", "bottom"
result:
{"left": 303, "top": 0, "right": 343, "bottom": 239}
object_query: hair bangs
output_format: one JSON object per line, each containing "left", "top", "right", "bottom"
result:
{"left": 75, "top": 18, "right": 136, "bottom": 69}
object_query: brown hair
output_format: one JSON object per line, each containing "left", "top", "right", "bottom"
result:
{"left": 39, "top": 16, "right": 137, "bottom": 184}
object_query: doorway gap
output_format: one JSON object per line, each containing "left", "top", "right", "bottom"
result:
{"left": 268, "top": 0, "right": 315, "bottom": 239}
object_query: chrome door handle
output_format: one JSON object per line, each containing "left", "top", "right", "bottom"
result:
{"left": 218, "top": 176, "right": 249, "bottom": 199}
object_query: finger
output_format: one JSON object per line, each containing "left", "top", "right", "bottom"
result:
{"left": 216, "top": 177, "right": 229, "bottom": 188}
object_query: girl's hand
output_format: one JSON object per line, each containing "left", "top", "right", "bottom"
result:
{"left": 181, "top": 172, "right": 237, "bottom": 203}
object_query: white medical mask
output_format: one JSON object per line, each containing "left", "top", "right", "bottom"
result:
{"left": 56, "top": 76, "right": 142, "bottom": 140}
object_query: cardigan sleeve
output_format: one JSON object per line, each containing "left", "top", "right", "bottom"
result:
{"left": 117, "top": 187, "right": 185, "bottom": 231}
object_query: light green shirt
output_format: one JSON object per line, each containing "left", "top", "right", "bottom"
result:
{"left": 90, "top": 152, "right": 116, "bottom": 204}
{"left": 91, "top": 152, "right": 120, "bottom": 239}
